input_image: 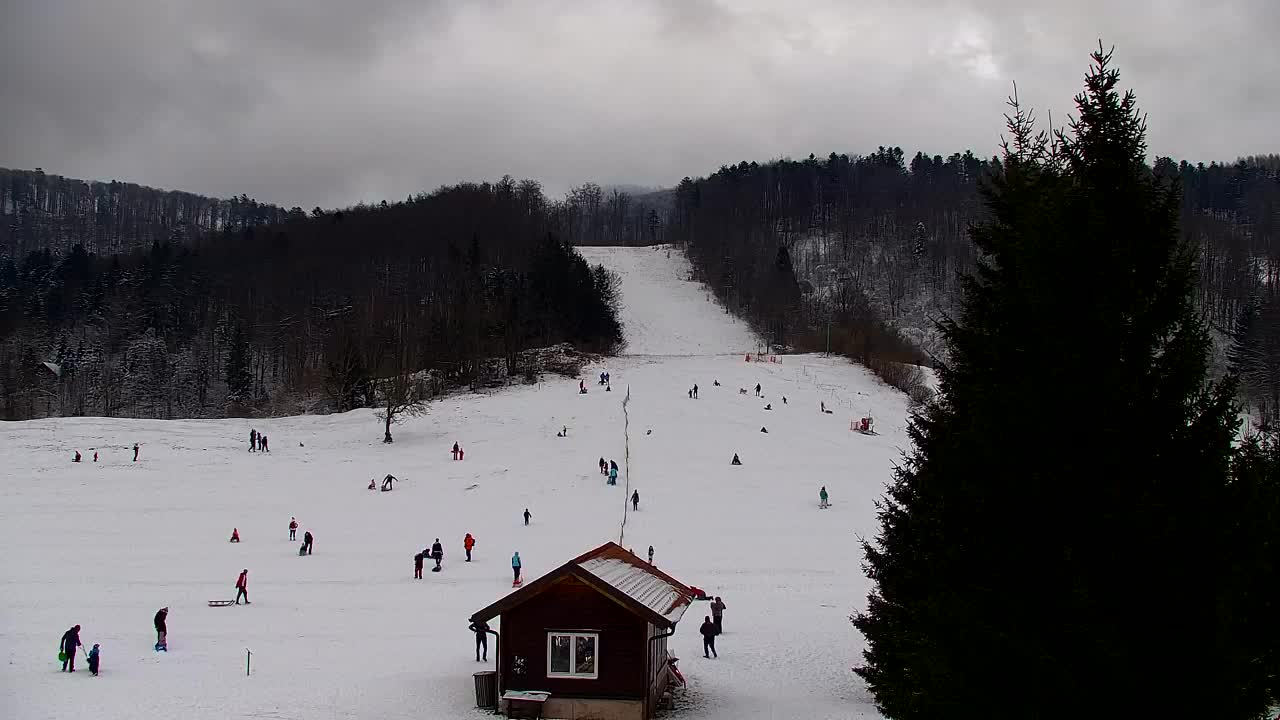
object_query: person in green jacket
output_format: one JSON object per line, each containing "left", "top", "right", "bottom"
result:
{"left": 819, "top": 486, "right": 830, "bottom": 509}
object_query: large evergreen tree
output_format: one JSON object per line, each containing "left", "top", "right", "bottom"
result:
{"left": 853, "top": 47, "right": 1271, "bottom": 718}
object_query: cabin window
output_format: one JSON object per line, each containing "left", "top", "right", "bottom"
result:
{"left": 547, "top": 632, "right": 599, "bottom": 679}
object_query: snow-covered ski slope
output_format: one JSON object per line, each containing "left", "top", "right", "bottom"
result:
{"left": 1, "top": 245, "right": 905, "bottom": 720}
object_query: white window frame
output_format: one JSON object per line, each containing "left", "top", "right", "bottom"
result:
{"left": 546, "top": 631, "right": 599, "bottom": 680}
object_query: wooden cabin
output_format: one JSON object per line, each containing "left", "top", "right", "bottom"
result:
{"left": 469, "top": 541, "right": 696, "bottom": 720}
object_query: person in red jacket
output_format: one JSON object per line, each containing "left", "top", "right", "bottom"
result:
{"left": 464, "top": 533, "right": 476, "bottom": 562}
{"left": 235, "top": 569, "right": 249, "bottom": 604}
{"left": 289, "top": 517, "right": 298, "bottom": 541}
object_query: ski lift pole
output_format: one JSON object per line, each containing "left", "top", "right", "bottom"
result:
{"left": 246, "top": 648, "right": 251, "bottom": 676}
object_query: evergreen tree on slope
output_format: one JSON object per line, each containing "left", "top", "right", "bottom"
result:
{"left": 853, "top": 46, "right": 1269, "bottom": 718}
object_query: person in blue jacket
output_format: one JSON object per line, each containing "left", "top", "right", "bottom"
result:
{"left": 511, "top": 551, "right": 522, "bottom": 583}
{"left": 87, "top": 644, "right": 101, "bottom": 675}
{"left": 608, "top": 465, "right": 618, "bottom": 486}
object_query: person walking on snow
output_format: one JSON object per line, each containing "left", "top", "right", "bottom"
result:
{"left": 234, "top": 569, "right": 250, "bottom": 604}
{"left": 609, "top": 465, "right": 618, "bottom": 485}
{"left": 132, "top": 443, "right": 140, "bottom": 462}
{"left": 599, "top": 457, "right": 607, "bottom": 475}
{"left": 87, "top": 644, "right": 100, "bottom": 675}
{"left": 302, "top": 530, "right": 313, "bottom": 555}
{"left": 93, "top": 451, "right": 98, "bottom": 462}
{"left": 819, "top": 486, "right": 830, "bottom": 509}
{"left": 755, "top": 383, "right": 761, "bottom": 397}
{"left": 523, "top": 508, "right": 531, "bottom": 526}
{"left": 413, "top": 552, "right": 424, "bottom": 579}
{"left": 700, "top": 616, "right": 718, "bottom": 658}
{"left": 289, "top": 517, "right": 298, "bottom": 541}
{"left": 511, "top": 551, "right": 522, "bottom": 584}
{"left": 464, "top": 533, "right": 476, "bottom": 562}
{"left": 469, "top": 619, "right": 491, "bottom": 661}
{"left": 250, "top": 429, "right": 257, "bottom": 452}
{"left": 452, "top": 442, "right": 460, "bottom": 460}
{"left": 693, "top": 383, "right": 698, "bottom": 399}
{"left": 74, "top": 450, "right": 81, "bottom": 463}
{"left": 60, "top": 624, "right": 82, "bottom": 671}
{"left": 154, "top": 608, "right": 168, "bottom": 651}
{"left": 431, "top": 538, "right": 444, "bottom": 571}
{"left": 648, "top": 545, "right": 655, "bottom": 565}
{"left": 260, "top": 435, "right": 269, "bottom": 452}
{"left": 631, "top": 490, "right": 640, "bottom": 511}
{"left": 711, "top": 596, "right": 726, "bottom": 634}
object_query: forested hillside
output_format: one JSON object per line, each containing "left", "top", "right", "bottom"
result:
{"left": 1, "top": 168, "right": 291, "bottom": 256}
{"left": 661, "top": 150, "right": 1280, "bottom": 424}
{"left": 0, "top": 178, "right": 621, "bottom": 420}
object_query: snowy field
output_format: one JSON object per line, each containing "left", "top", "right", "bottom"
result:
{"left": 1, "top": 245, "right": 909, "bottom": 720}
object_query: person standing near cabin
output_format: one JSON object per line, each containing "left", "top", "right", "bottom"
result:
{"left": 60, "top": 624, "right": 82, "bottom": 671}
{"left": 154, "top": 608, "right": 168, "bottom": 651}
{"left": 469, "top": 619, "right": 490, "bottom": 662}
{"left": 289, "top": 517, "right": 298, "bottom": 541}
{"left": 631, "top": 489, "right": 640, "bottom": 511}
{"left": 711, "top": 596, "right": 726, "bottom": 634}
{"left": 234, "top": 569, "right": 249, "bottom": 605}
{"left": 511, "top": 551, "right": 522, "bottom": 583}
{"left": 700, "top": 616, "right": 718, "bottom": 658}
{"left": 413, "top": 551, "right": 424, "bottom": 579}
{"left": 464, "top": 533, "right": 476, "bottom": 562}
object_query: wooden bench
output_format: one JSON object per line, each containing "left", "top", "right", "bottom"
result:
{"left": 501, "top": 690, "right": 551, "bottom": 719}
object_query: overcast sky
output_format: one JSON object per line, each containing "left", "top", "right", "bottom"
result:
{"left": 2, "top": 0, "right": 1276, "bottom": 209}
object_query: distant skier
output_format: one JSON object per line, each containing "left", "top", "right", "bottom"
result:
{"left": 431, "top": 538, "right": 444, "bottom": 571}
{"left": 755, "top": 383, "right": 761, "bottom": 397}
{"left": 464, "top": 533, "right": 476, "bottom": 562}
{"left": 250, "top": 429, "right": 257, "bottom": 452}
{"left": 819, "top": 486, "right": 830, "bottom": 509}
{"left": 731, "top": 453, "right": 741, "bottom": 465}
{"left": 647, "top": 545, "right": 654, "bottom": 565}
{"left": 452, "top": 442, "right": 460, "bottom": 460}
{"left": 87, "top": 644, "right": 100, "bottom": 675}
{"left": 711, "top": 596, "right": 726, "bottom": 634}
{"left": 523, "top": 508, "right": 531, "bottom": 526}
{"left": 60, "top": 624, "right": 82, "bottom": 671}
{"left": 631, "top": 490, "right": 640, "bottom": 511}
{"left": 154, "top": 608, "right": 168, "bottom": 651}
{"left": 700, "top": 616, "right": 718, "bottom": 658}
{"left": 599, "top": 457, "right": 607, "bottom": 475}
{"left": 289, "top": 517, "right": 298, "bottom": 541}
{"left": 302, "top": 530, "right": 313, "bottom": 555}
{"left": 469, "top": 619, "right": 491, "bottom": 661}
{"left": 413, "top": 551, "right": 424, "bottom": 579}
{"left": 511, "top": 551, "right": 522, "bottom": 584}
{"left": 230, "top": 528, "right": 240, "bottom": 543}
{"left": 260, "top": 435, "right": 269, "bottom": 452}
{"left": 693, "top": 384, "right": 698, "bottom": 399}
{"left": 74, "top": 450, "right": 81, "bottom": 463}
{"left": 132, "top": 443, "right": 140, "bottom": 462}
{"left": 234, "top": 569, "right": 250, "bottom": 605}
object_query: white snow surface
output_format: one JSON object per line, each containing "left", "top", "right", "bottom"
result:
{"left": 576, "top": 554, "right": 690, "bottom": 625}
{"left": 1, "top": 245, "right": 906, "bottom": 719}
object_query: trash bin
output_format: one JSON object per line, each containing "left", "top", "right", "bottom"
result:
{"left": 474, "top": 670, "right": 498, "bottom": 709}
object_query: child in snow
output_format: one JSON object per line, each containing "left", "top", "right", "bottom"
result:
{"left": 368, "top": 478, "right": 377, "bottom": 490}
{"left": 260, "top": 435, "right": 269, "bottom": 452}
{"left": 731, "top": 453, "right": 742, "bottom": 465}
{"left": 609, "top": 466, "right": 618, "bottom": 485}
{"left": 230, "top": 528, "right": 240, "bottom": 543}
{"left": 289, "top": 517, "right": 298, "bottom": 541}
{"left": 74, "top": 451, "right": 81, "bottom": 463}
{"left": 819, "top": 486, "right": 830, "bottom": 509}
{"left": 458, "top": 446, "right": 464, "bottom": 461}
{"left": 511, "top": 551, "right": 522, "bottom": 584}
{"left": 464, "top": 533, "right": 476, "bottom": 562}
{"left": 414, "top": 552, "right": 424, "bottom": 579}
{"left": 87, "top": 644, "right": 100, "bottom": 675}
{"left": 154, "top": 608, "right": 168, "bottom": 651}
{"left": 302, "top": 530, "right": 313, "bottom": 555}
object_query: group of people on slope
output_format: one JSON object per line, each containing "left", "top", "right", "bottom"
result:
{"left": 598, "top": 457, "right": 620, "bottom": 485}
{"left": 58, "top": 624, "right": 98, "bottom": 675}
{"left": 699, "top": 596, "right": 728, "bottom": 658}
{"left": 248, "top": 429, "right": 269, "bottom": 453}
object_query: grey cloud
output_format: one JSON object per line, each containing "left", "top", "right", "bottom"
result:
{"left": 1, "top": 0, "right": 1275, "bottom": 210}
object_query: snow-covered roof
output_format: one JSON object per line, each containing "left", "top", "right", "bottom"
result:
{"left": 470, "top": 541, "right": 696, "bottom": 628}
{"left": 579, "top": 553, "right": 692, "bottom": 624}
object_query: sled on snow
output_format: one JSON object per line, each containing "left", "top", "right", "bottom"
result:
{"left": 207, "top": 600, "right": 236, "bottom": 607}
